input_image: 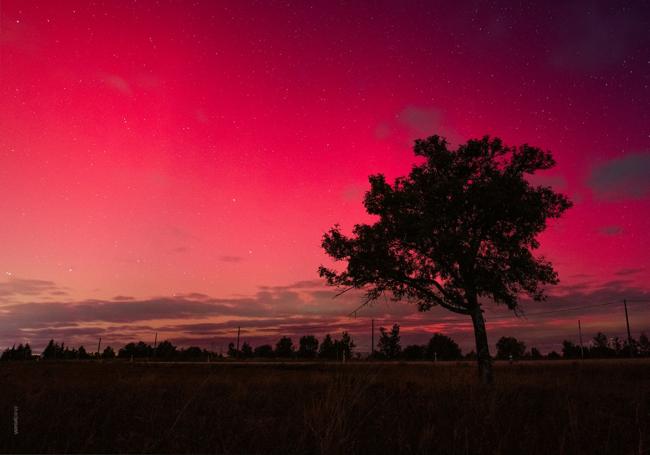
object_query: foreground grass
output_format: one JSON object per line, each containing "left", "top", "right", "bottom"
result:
{"left": 2, "top": 360, "right": 649, "bottom": 454}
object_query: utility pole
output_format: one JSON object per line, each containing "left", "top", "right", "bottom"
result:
{"left": 97, "top": 337, "right": 102, "bottom": 359}
{"left": 236, "top": 326, "right": 241, "bottom": 358}
{"left": 578, "top": 320, "right": 584, "bottom": 360}
{"left": 371, "top": 319, "right": 375, "bottom": 358}
{"left": 624, "top": 299, "right": 633, "bottom": 357}
{"left": 153, "top": 332, "right": 158, "bottom": 359}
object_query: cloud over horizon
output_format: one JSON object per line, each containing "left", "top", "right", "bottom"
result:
{"left": 2, "top": 275, "right": 648, "bottom": 355}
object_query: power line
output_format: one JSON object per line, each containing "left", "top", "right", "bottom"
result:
{"left": 349, "top": 299, "right": 648, "bottom": 323}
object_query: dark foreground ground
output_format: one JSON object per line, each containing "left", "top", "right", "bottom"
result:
{"left": 2, "top": 360, "right": 649, "bottom": 454}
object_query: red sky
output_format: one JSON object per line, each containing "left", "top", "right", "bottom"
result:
{"left": 1, "top": 1, "right": 649, "bottom": 354}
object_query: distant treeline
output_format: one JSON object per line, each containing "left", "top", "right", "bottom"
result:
{"left": 3, "top": 324, "right": 650, "bottom": 361}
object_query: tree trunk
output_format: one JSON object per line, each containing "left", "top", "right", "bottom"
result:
{"left": 471, "top": 306, "right": 493, "bottom": 385}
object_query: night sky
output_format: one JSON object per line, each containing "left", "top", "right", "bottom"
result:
{"left": 1, "top": 1, "right": 649, "bottom": 353}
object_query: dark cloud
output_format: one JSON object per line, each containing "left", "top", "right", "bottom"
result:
{"left": 615, "top": 268, "right": 645, "bottom": 277}
{"left": 549, "top": 2, "right": 647, "bottom": 72}
{"left": 599, "top": 225, "right": 622, "bottom": 236}
{"left": 0, "top": 277, "right": 64, "bottom": 297}
{"left": 588, "top": 152, "right": 650, "bottom": 200}
{"left": 395, "top": 106, "right": 461, "bottom": 145}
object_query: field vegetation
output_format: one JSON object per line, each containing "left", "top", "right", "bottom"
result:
{"left": 2, "top": 360, "right": 649, "bottom": 454}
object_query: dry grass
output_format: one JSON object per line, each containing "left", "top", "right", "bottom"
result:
{"left": 1, "top": 360, "right": 649, "bottom": 454}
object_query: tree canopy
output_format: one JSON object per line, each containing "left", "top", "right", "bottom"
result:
{"left": 319, "top": 135, "right": 571, "bottom": 383}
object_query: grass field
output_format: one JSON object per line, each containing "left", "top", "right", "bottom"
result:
{"left": 2, "top": 360, "right": 649, "bottom": 454}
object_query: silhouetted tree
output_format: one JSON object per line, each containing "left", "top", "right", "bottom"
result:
{"left": 155, "top": 340, "right": 177, "bottom": 359}
{"left": 319, "top": 334, "right": 337, "bottom": 359}
{"left": 319, "top": 135, "right": 571, "bottom": 383}
{"left": 590, "top": 332, "right": 614, "bottom": 358}
{"left": 102, "top": 346, "right": 116, "bottom": 359}
{"left": 464, "top": 351, "right": 477, "bottom": 360}
{"left": 254, "top": 344, "right": 274, "bottom": 358}
{"left": 227, "top": 342, "right": 239, "bottom": 358}
{"left": 639, "top": 332, "right": 650, "bottom": 357}
{"left": 181, "top": 346, "right": 205, "bottom": 360}
{"left": 496, "top": 336, "right": 526, "bottom": 360}
{"left": 119, "top": 341, "right": 153, "bottom": 359}
{"left": 546, "top": 351, "right": 561, "bottom": 360}
{"left": 336, "top": 332, "right": 355, "bottom": 360}
{"left": 1, "top": 343, "right": 32, "bottom": 361}
{"left": 298, "top": 335, "right": 319, "bottom": 358}
{"left": 623, "top": 337, "right": 639, "bottom": 357}
{"left": 275, "top": 336, "right": 294, "bottom": 358}
{"left": 426, "top": 333, "right": 462, "bottom": 360}
{"left": 377, "top": 324, "right": 401, "bottom": 360}
{"left": 530, "top": 347, "right": 542, "bottom": 360}
{"left": 78, "top": 345, "right": 90, "bottom": 360}
{"left": 240, "top": 342, "right": 253, "bottom": 359}
{"left": 561, "top": 340, "right": 582, "bottom": 359}
{"left": 402, "top": 344, "right": 426, "bottom": 360}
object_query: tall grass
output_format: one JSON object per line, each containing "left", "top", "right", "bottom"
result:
{"left": 1, "top": 360, "right": 648, "bottom": 454}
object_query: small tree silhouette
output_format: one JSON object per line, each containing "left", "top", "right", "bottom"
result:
{"left": 240, "top": 342, "right": 253, "bottom": 359}
{"left": 227, "top": 342, "right": 239, "bottom": 358}
{"left": 253, "top": 344, "right": 274, "bottom": 358}
{"left": 377, "top": 324, "right": 401, "bottom": 360}
{"left": 530, "top": 347, "right": 543, "bottom": 360}
{"left": 402, "top": 344, "right": 426, "bottom": 360}
{"left": 426, "top": 333, "right": 462, "bottom": 360}
{"left": 275, "top": 336, "right": 294, "bottom": 358}
{"left": 78, "top": 346, "right": 90, "bottom": 359}
{"left": 156, "top": 340, "right": 177, "bottom": 359}
{"left": 496, "top": 336, "right": 526, "bottom": 360}
{"left": 298, "top": 335, "right": 319, "bottom": 358}
{"left": 336, "top": 332, "right": 355, "bottom": 360}
{"left": 319, "top": 334, "right": 337, "bottom": 359}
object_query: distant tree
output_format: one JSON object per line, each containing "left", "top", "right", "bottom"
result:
{"left": 336, "top": 332, "right": 355, "bottom": 360}
{"left": 254, "top": 344, "right": 274, "bottom": 358}
{"left": 1, "top": 343, "right": 32, "bottom": 361}
{"left": 119, "top": 341, "right": 153, "bottom": 359}
{"left": 496, "top": 336, "right": 526, "bottom": 360}
{"left": 402, "top": 344, "right": 426, "bottom": 360}
{"left": 426, "top": 333, "right": 462, "bottom": 360}
{"left": 42, "top": 339, "right": 61, "bottom": 360}
{"left": 102, "top": 346, "right": 116, "bottom": 359}
{"left": 23, "top": 343, "right": 33, "bottom": 360}
{"left": 155, "top": 340, "right": 177, "bottom": 359}
{"left": 319, "top": 334, "right": 337, "bottom": 360}
{"left": 561, "top": 340, "right": 582, "bottom": 359}
{"left": 530, "top": 347, "right": 543, "bottom": 360}
{"left": 546, "top": 351, "right": 561, "bottom": 360}
{"left": 227, "top": 342, "right": 239, "bottom": 358}
{"left": 377, "top": 324, "right": 401, "bottom": 360}
{"left": 275, "top": 337, "right": 294, "bottom": 358}
{"left": 181, "top": 346, "right": 205, "bottom": 360}
{"left": 590, "top": 332, "right": 614, "bottom": 358}
{"left": 319, "top": 135, "right": 571, "bottom": 383}
{"left": 62, "top": 345, "right": 77, "bottom": 360}
{"left": 298, "top": 335, "right": 319, "bottom": 359}
{"left": 78, "top": 345, "right": 90, "bottom": 360}
{"left": 623, "top": 337, "right": 639, "bottom": 357}
{"left": 240, "top": 342, "right": 253, "bottom": 359}
{"left": 639, "top": 332, "right": 650, "bottom": 357}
